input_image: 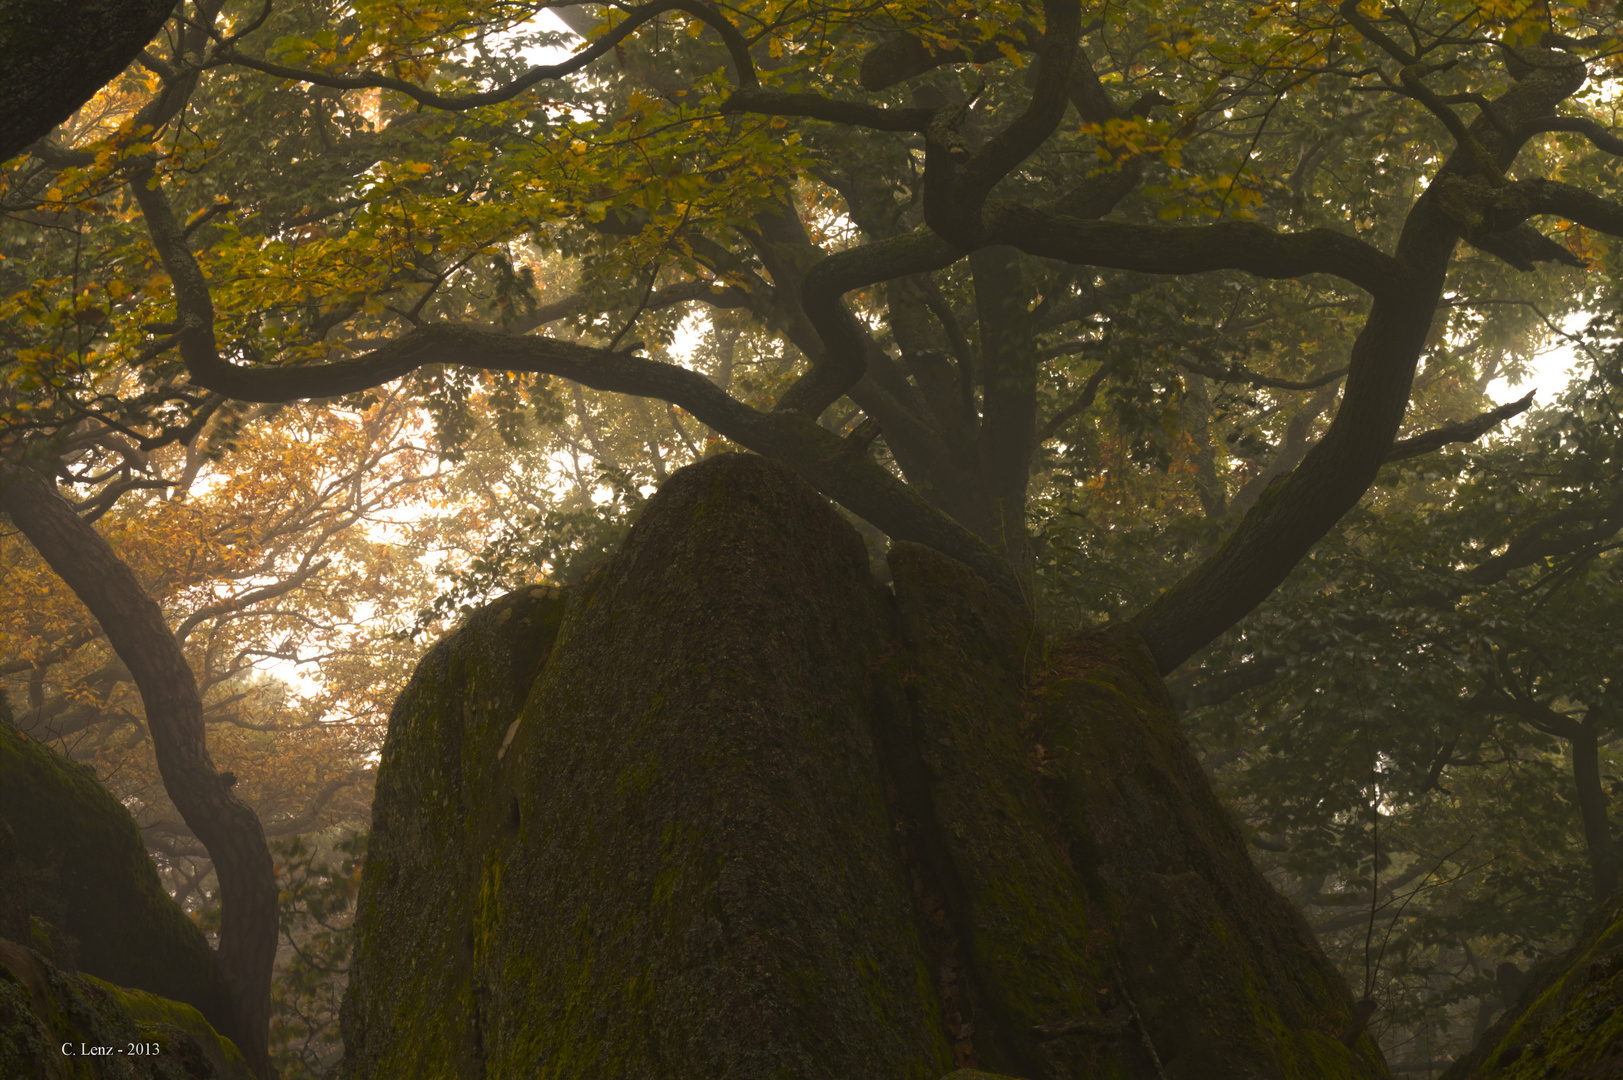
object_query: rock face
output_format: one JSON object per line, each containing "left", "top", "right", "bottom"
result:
{"left": 341, "top": 453, "right": 1389, "bottom": 1080}
{"left": 1441, "top": 889, "right": 1622, "bottom": 1079}
{"left": 0, "top": 723, "right": 220, "bottom": 1032}
{"left": 0, "top": 937, "right": 252, "bottom": 1080}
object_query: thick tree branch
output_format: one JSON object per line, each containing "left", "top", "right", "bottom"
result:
{"left": 1522, "top": 115, "right": 1623, "bottom": 156}
{"left": 1125, "top": 45, "right": 1590, "bottom": 674}
{"left": 1382, "top": 391, "right": 1535, "bottom": 462}
{"left": 989, "top": 204, "right": 1409, "bottom": 299}
{"left": 720, "top": 90, "right": 932, "bottom": 132}
{"left": 1433, "top": 175, "right": 1623, "bottom": 245}
{"left": 921, "top": 0, "right": 1082, "bottom": 248}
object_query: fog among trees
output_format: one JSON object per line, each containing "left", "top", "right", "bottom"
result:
{"left": 2, "top": 0, "right": 1619, "bottom": 1075}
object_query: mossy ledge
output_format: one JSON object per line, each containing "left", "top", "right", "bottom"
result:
{"left": 341, "top": 453, "right": 1390, "bottom": 1080}
{"left": 0, "top": 937, "right": 252, "bottom": 1079}
{"left": 1, "top": 721, "right": 221, "bottom": 1034}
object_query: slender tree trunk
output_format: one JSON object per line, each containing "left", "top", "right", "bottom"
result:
{"left": 970, "top": 245, "right": 1039, "bottom": 578}
{"left": 1570, "top": 719, "right": 1620, "bottom": 902}
{"left": 0, "top": 466, "right": 278, "bottom": 1078}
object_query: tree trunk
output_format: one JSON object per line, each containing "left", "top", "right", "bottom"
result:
{"left": 0, "top": 0, "right": 174, "bottom": 162}
{"left": 340, "top": 453, "right": 1389, "bottom": 1080}
{"left": 0, "top": 466, "right": 278, "bottom": 1078}
{"left": 1570, "top": 719, "right": 1620, "bottom": 902}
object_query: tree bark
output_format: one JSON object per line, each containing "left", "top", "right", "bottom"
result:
{"left": 1570, "top": 719, "right": 1620, "bottom": 902}
{"left": 0, "top": 0, "right": 173, "bottom": 162}
{"left": 0, "top": 466, "right": 278, "bottom": 1078}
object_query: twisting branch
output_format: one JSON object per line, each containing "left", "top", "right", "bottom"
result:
{"left": 126, "top": 165, "right": 1022, "bottom": 601}
{"left": 1037, "top": 364, "right": 1110, "bottom": 444}
{"left": 921, "top": 0, "right": 1083, "bottom": 249}
{"left": 777, "top": 228, "right": 960, "bottom": 417}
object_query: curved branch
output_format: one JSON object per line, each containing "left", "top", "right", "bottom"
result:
{"left": 720, "top": 89, "right": 931, "bottom": 132}
{"left": 1036, "top": 363, "right": 1109, "bottom": 443}
{"left": 954, "top": 0, "right": 1082, "bottom": 216}
{"left": 1382, "top": 391, "right": 1534, "bottom": 462}
{"left": 922, "top": 0, "right": 1083, "bottom": 248}
{"left": 1523, "top": 115, "right": 1623, "bottom": 156}
{"left": 777, "top": 228, "right": 961, "bottom": 416}
{"left": 989, "top": 203, "right": 1408, "bottom": 298}
{"left": 172, "top": 558, "right": 333, "bottom": 644}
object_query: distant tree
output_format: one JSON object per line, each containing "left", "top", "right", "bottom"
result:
{"left": 1176, "top": 325, "right": 1621, "bottom": 1056}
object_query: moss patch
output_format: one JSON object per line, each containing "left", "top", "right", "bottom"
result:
{"left": 1, "top": 723, "right": 219, "bottom": 1032}
{"left": 1443, "top": 887, "right": 1623, "bottom": 1079}
{"left": 341, "top": 455, "right": 1393, "bottom": 1080}
{"left": 1, "top": 937, "right": 249, "bottom": 1079}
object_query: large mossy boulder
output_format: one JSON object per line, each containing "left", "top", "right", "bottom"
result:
{"left": 1441, "top": 888, "right": 1622, "bottom": 1079}
{"left": 0, "top": 937, "right": 252, "bottom": 1079}
{"left": 0, "top": 722, "right": 221, "bottom": 1035}
{"left": 341, "top": 453, "right": 1389, "bottom": 1080}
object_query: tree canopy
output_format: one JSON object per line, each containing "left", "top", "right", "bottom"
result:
{"left": 2, "top": 0, "right": 1620, "bottom": 1071}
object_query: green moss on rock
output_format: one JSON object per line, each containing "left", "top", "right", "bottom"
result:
{"left": 1036, "top": 626, "right": 1386, "bottom": 1079}
{"left": 1442, "top": 887, "right": 1623, "bottom": 1079}
{"left": 886, "top": 542, "right": 1103, "bottom": 1078}
{"left": 87, "top": 978, "right": 252, "bottom": 1080}
{"left": 341, "top": 454, "right": 1395, "bottom": 1080}
{"left": 0, "top": 723, "right": 219, "bottom": 1033}
{"left": 343, "top": 455, "right": 950, "bottom": 1079}
{"left": 340, "top": 584, "right": 570, "bottom": 1080}
{"left": 1, "top": 937, "right": 249, "bottom": 1079}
